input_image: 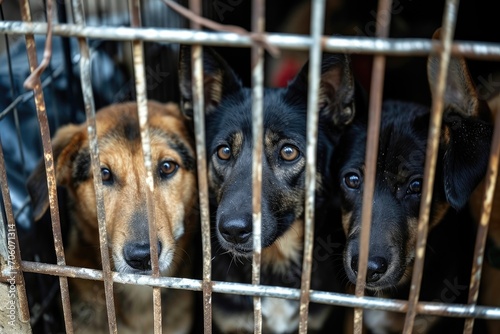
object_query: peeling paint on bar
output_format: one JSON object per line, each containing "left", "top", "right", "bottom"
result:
{"left": 18, "top": 0, "right": 73, "bottom": 331}
{"left": 19, "top": 261, "right": 500, "bottom": 320}
{"left": 71, "top": 0, "right": 117, "bottom": 332}
{"left": 251, "top": 0, "right": 265, "bottom": 332}
{"left": 128, "top": 1, "right": 163, "bottom": 332}
{"left": 2, "top": 22, "right": 500, "bottom": 58}
{"left": 353, "top": 1, "right": 393, "bottom": 333}
{"left": 403, "top": 1, "right": 459, "bottom": 333}
{"left": 298, "top": 0, "right": 325, "bottom": 332}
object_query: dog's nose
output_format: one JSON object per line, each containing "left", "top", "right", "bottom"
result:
{"left": 123, "top": 242, "right": 162, "bottom": 271}
{"left": 219, "top": 219, "right": 251, "bottom": 244}
{"left": 366, "top": 256, "right": 388, "bottom": 282}
{"left": 350, "top": 255, "right": 388, "bottom": 283}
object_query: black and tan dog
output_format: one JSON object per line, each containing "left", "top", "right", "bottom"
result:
{"left": 335, "top": 54, "right": 493, "bottom": 333}
{"left": 27, "top": 101, "right": 197, "bottom": 333}
{"left": 179, "top": 46, "right": 358, "bottom": 333}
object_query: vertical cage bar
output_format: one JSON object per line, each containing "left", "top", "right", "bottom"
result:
{"left": 18, "top": 0, "right": 74, "bottom": 332}
{"left": 251, "top": 0, "right": 265, "bottom": 333}
{"left": 353, "top": 1, "right": 393, "bottom": 333}
{"left": 298, "top": 0, "right": 325, "bottom": 332}
{"left": 71, "top": 0, "right": 118, "bottom": 332}
{"left": 463, "top": 99, "right": 500, "bottom": 334}
{"left": 129, "top": 1, "right": 163, "bottom": 333}
{"left": 188, "top": 1, "right": 213, "bottom": 332}
{"left": 402, "top": 0, "right": 459, "bottom": 332}
{"left": 0, "top": 138, "right": 30, "bottom": 324}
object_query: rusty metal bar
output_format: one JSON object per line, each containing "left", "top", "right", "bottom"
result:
{"left": 2, "top": 22, "right": 500, "bottom": 59}
{"left": 71, "top": 0, "right": 117, "bottom": 332}
{"left": 353, "top": 1, "right": 393, "bottom": 333}
{"left": 402, "top": 0, "right": 459, "bottom": 332}
{"left": 298, "top": 1, "right": 325, "bottom": 332}
{"left": 251, "top": 0, "right": 265, "bottom": 332}
{"left": 0, "top": 138, "right": 30, "bottom": 325}
{"left": 20, "top": 260, "right": 500, "bottom": 320}
{"left": 188, "top": 1, "right": 213, "bottom": 333}
{"left": 18, "top": 0, "right": 74, "bottom": 332}
{"left": 128, "top": 1, "right": 162, "bottom": 332}
{"left": 463, "top": 87, "right": 500, "bottom": 334}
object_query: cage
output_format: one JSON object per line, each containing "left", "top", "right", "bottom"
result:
{"left": 0, "top": 0, "right": 500, "bottom": 333}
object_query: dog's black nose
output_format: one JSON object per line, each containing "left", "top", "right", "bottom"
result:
{"left": 366, "top": 256, "right": 388, "bottom": 282}
{"left": 123, "top": 242, "right": 162, "bottom": 271}
{"left": 219, "top": 219, "right": 252, "bottom": 244}
{"left": 350, "top": 255, "right": 388, "bottom": 283}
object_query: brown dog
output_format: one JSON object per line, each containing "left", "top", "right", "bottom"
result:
{"left": 27, "top": 101, "right": 197, "bottom": 333}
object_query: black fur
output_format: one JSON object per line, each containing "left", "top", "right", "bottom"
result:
{"left": 335, "top": 55, "right": 493, "bottom": 333}
{"left": 179, "top": 46, "right": 358, "bottom": 333}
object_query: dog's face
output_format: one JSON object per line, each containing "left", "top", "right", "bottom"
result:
{"left": 337, "top": 56, "right": 492, "bottom": 291}
{"left": 28, "top": 102, "right": 196, "bottom": 275}
{"left": 179, "top": 46, "right": 356, "bottom": 257}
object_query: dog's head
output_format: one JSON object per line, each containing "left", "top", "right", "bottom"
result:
{"left": 27, "top": 102, "right": 197, "bottom": 275}
{"left": 337, "top": 56, "right": 492, "bottom": 291}
{"left": 179, "top": 46, "right": 356, "bottom": 257}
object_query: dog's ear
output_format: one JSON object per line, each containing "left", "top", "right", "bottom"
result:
{"left": 285, "top": 53, "right": 355, "bottom": 127}
{"left": 427, "top": 53, "right": 493, "bottom": 210}
{"left": 178, "top": 45, "right": 243, "bottom": 118}
{"left": 27, "top": 124, "right": 84, "bottom": 221}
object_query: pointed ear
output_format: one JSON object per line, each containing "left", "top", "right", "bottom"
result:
{"left": 27, "top": 124, "right": 84, "bottom": 221}
{"left": 285, "top": 53, "right": 355, "bottom": 127}
{"left": 427, "top": 48, "right": 493, "bottom": 209}
{"left": 427, "top": 55, "right": 481, "bottom": 117}
{"left": 178, "top": 45, "right": 243, "bottom": 118}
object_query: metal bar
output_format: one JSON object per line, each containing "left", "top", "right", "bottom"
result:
{"left": 19, "top": 260, "right": 500, "bottom": 320}
{"left": 71, "top": 0, "right": 117, "bottom": 332}
{"left": 188, "top": 1, "right": 213, "bottom": 333}
{"left": 463, "top": 88, "right": 500, "bottom": 334}
{"left": 402, "top": 0, "right": 459, "bottom": 332}
{"left": 2, "top": 22, "right": 500, "bottom": 58}
{"left": 18, "top": 0, "right": 74, "bottom": 332}
{"left": 251, "top": 0, "right": 265, "bottom": 334}
{"left": 353, "top": 1, "right": 392, "bottom": 333}
{"left": 298, "top": 0, "right": 326, "bottom": 332}
{"left": 128, "top": 1, "right": 162, "bottom": 333}
{"left": 251, "top": 0, "right": 264, "bottom": 332}
{"left": 0, "top": 137, "right": 30, "bottom": 324}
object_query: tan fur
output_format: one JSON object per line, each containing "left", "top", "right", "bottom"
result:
{"left": 28, "top": 101, "right": 197, "bottom": 333}
{"left": 262, "top": 219, "right": 304, "bottom": 273}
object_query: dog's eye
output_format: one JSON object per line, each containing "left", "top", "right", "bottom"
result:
{"left": 217, "top": 145, "right": 231, "bottom": 160}
{"left": 159, "top": 161, "right": 179, "bottom": 179}
{"left": 101, "top": 168, "right": 113, "bottom": 184}
{"left": 407, "top": 178, "right": 422, "bottom": 194}
{"left": 344, "top": 172, "right": 361, "bottom": 189}
{"left": 280, "top": 145, "right": 300, "bottom": 161}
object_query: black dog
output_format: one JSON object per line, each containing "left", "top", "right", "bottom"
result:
{"left": 179, "top": 46, "right": 359, "bottom": 333}
{"left": 335, "top": 55, "right": 492, "bottom": 333}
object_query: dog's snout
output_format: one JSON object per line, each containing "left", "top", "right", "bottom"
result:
{"left": 123, "top": 242, "right": 162, "bottom": 271}
{"left": 350, "top": 255, "right": 388, "bottom": 283}
{"left": 219, "top": 219, "right": 251, "bottom": 244}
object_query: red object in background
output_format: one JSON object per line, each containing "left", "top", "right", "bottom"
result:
{"left": 273, "top": 58, "right": 303, "bottom": 88}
